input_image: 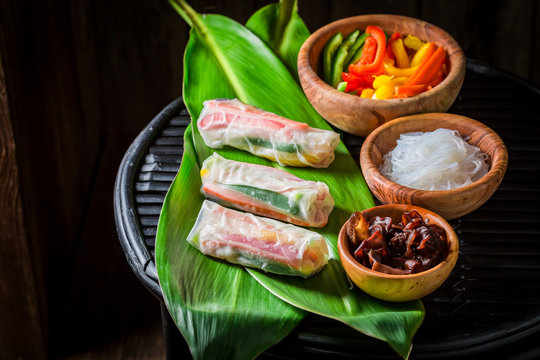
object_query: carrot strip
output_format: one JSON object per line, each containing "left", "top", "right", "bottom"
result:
{"left": 394, "top": 84, "right": 428, "bottom": 98}
{"left": 403, "top": 43, "right": 437, "bottom": 86}
{"left": 405, "top": 45, "right": 446, "bottom": 86}
{"left": 427, "top": 70, "right": 444, "bottom": 87}
{"left": 418, "top": 47, "right": 446, "bottom": 84}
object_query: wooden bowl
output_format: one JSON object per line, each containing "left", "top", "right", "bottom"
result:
{"left": 338, "top": 204, "right": 459, "bottom": 302}
{"left": 298, "top": 14, "right": 466, "bottom": 136}
{"left": 360, "top": 113, "right": 508, "bottom": 220}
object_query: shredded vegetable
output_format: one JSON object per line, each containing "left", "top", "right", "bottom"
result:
{"left": 322, "top": 26, "right": 448, "bottom": 99}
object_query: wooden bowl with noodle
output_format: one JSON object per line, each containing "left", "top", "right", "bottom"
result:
{"left": 359, "top": 113, "right": 508, "bottom": 220}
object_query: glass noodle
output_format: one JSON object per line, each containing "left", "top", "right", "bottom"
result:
{"left": 380, "top": 128, "right": 489, "bottom": 191}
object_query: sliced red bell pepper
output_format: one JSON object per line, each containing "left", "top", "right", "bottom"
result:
{"left": 342, "top": 71, "right": 374, "bottom": 92}
{"left": 349, "top": 26, "right": 386, "bottom": 75}
{"left": 345, "top": 82, "right": 361, "bottom": 93}
{"left": 389, "top": 32, "right": 401, "bottom": 42}
{"left": 356, "top": 36, "right": 377, "bottom": 66}
{"left": 342, "top": 71, "right": 374, "bottom": 85}
{"left": 385, "top": 32, "right": 401, "bottom": 60}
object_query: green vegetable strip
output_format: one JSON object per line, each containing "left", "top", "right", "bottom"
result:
{"left": 349, "top": 43, "right": 365, "bottom": 67}
{"left": 323, "top": 33, "right": 343, "bottom": 84}
{"left": 245, "top": 137, "right": 300, "bottom": 153}
{"left": 226, "top": 184, "right": 300, "bottom": 215}
{"left": 345, "top": 33, "right": 368, "bottom": 67}
{"left": 331, "top": 30, "right": 359, "bottom": 87}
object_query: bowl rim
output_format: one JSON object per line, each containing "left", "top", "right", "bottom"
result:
{"left": 337, "top": 204, "right": 459, "bottom": 280}
{"left": 298, "top": 14, "right": 466, "bottom": 105}
{"left": 359, "top": 112, "right": 509, "bottom": 196}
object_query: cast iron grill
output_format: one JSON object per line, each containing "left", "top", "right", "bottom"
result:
{"left": 114, "top": 59, "right": 540, "bottom": 359}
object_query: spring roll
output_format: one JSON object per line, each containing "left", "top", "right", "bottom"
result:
{"left": 200, "top": 153, "right": 334, "bottom": 227}
{"left": 197, "top": 99, "right": 340, "bottom": 168}
{"left": 187, "top": 200, "right": 329, "bottom": 278}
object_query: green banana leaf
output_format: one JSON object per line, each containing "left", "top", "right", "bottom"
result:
{"left": 245, "top": 0, "right": 310, "bottom": 78}
{"left": 156, "top": 124, "right": 304, "bottom": 360}
{"left": 158, "top": 0, "right": 425, "bottom": 359}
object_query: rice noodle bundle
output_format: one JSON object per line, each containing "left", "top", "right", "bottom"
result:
{"left": 380, "top": 128, "right": 489, "bottom": 191}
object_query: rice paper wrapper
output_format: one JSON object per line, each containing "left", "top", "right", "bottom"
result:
{"left": 187, "top": 200, "right": 329, "bottom": 278}
{"left": 197, "top": 99, "right": 340, "bottom": 168}
{"left": 200, "top": 153, "right": 334, "bottom": 227}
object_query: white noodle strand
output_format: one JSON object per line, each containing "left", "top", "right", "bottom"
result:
{"left": 380, "top": 128, "right": 489, "bottom": 191}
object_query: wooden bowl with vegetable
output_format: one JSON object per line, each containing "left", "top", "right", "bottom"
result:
{"left": 338, "top": 204, "right": 459, "bottom": 302}
{"left": 298, "top": 14, "right": 466, "bottom": 136}
{"left": 360, "top": 113, "right": 508, "bottom": 220}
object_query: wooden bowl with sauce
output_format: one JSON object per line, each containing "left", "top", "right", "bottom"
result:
{"left": 338, "top": 204, "right": 459, "bottom": 302}
{"left": 298, "top": 14, "right": 466, "bottom": 136}
{"left": 360, "top": 113, "right": 508, "bottom": 220}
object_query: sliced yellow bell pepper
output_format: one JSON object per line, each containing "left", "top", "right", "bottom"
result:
{"left": 372, "top": 75, "right": 393, "bottom": 89}
{"left": 372, "top": 83, "right": 395, "bottom": 99}
{"left": 371, "top": 74, "right": 410, "bottom": 99}
{"left": 411, "top": 42, "right": 433, "bottom": 67}
{"left": 391, "top": 38, "right": 410, "bottom": 68}
{"left": 390, "top": 76, "right": 408, "bottom": 86}
{"left": 360, "top": 88, "right": 375, "bottom": 98}
{"left": 403, "top": 35, "right": 425, "bottom": 51}
{"left": 373, "top": 74, "right": 408, "bottom": 89}
{"left": 382, "top": 58, "right": 418, "bottom": 77}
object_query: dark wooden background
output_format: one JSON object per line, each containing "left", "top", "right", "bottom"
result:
{"left": 0, "top": 0, "right": 538, "bottom": 359}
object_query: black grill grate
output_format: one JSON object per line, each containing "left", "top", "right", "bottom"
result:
{"left": 134, "top": 114, "right": 188, "bottom": 254}
{"left": 115, "top": 59, "right": 540, "bottom": 359}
